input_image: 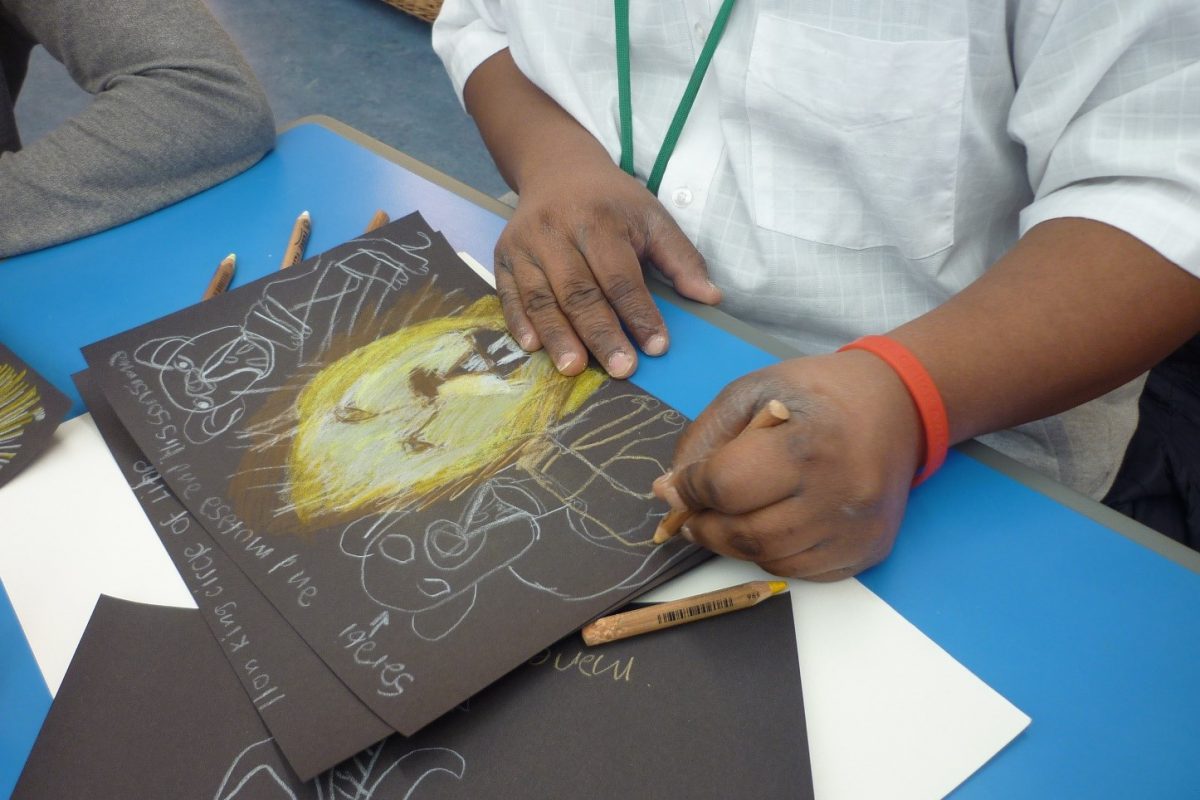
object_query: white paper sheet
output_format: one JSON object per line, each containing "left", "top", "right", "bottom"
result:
{"left": 0, "top": 415, "right": 194, "bottom": 694}
{"left": 642, "top": 561, "right": 1029, "bottom": 799}
{"left": 0, "top": 412, "right": 1029, "bottom": 798}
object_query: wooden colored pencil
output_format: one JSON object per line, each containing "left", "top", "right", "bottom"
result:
{"left": 279, "top": 210, "right": 311, "bottom": 270}
{"left": 581, "top": 580, "right": 789, "bottom": 646}
{"left": 201, "top": 253, "right": 236, "bottom": 301}
{"left": 365, "top": 209, "right": 390, "bottom": 233}
{"left": 652, "top": 399, "right": 790, "bottom": 544}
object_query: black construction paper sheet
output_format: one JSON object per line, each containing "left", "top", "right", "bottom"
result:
{"left": 81, "top": 213, "right": 706, "bottom": 735}
{"left": 0, "top": 342, "right": 69, "bottom": 489}
{"left": 15, "top": 595, "right": 813, "bottom": 799}
{"left": 416, "top": 593, "right": 814, "bottom": 799}
{"left": 13, "top": 597, "right": 312, "bottom": 800}
{"left": 76, "top": 371, "right": 393, "bottom": 780}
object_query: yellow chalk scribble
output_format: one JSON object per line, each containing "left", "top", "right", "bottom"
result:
{"left": 286, "top": 296, "right": 604, "bottom": 521}
{"left": 0, "top": 364, "right": 46, "bottom": 467}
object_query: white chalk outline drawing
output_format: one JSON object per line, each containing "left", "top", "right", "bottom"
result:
{"left": 314, "top": 743, "right": 465, "bottom": 800}
{"left": 133, "top": 232, "right": 434, "bottom": 444}
{"left": 339, "top": 393, "right": 694, "bottom": 641}
{"left": 214, "top": 737, "right": 465, "bottom": 800}
{"left": 130, "top": 230, "right": 695, "bottom": 643}
{"left": 214, "top": 738, "right": 299, "bottom": 800}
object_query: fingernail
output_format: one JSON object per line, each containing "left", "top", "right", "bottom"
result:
{"left": 652, "top": 470, "right": 673, "bottom": 490}
{"left": 607, "top": 351, "right": 633, "bottom": 377}
{"left": 555, "top": 352, "right": 578, "bottom": 372}
{"left": 644, "top": 334, "right": 668, "bottom": 356}
{"left": 662, "top": 484, "right": 685, "bottom": 511}
{"left": 517, "top": 330, "right": 536, "bottom": 350}
{"left": 679, "top": 525, "right": 695, "bottom": 543}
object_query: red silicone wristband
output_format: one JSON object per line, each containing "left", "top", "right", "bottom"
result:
{"left": 837, "top": 335, "right": 949, "bottom": 487}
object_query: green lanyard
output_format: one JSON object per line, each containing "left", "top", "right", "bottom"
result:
{"left": 615, "top": 0, "right": 738, "bottom": 195}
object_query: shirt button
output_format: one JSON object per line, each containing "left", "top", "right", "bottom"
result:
{"left": 694, "top": 22, "right": 707, "bottom": 41}
{"left": 671, "top": 187, "right": 694, "bottom": 208}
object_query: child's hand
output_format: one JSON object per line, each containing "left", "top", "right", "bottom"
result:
{"left": 653, "top": 351, "right": 924, "bottom": 581}
{"left": 493, "top": 159, "right": 721, "bottom": 378}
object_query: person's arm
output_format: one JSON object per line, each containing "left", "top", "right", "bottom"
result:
{"left": 653, "top": 4, "right": 1200, "bottom": 580}
{"left": 654, "top": 218, "right": 1200, "bottom": 580}
{"left": 894, "top": 219, "right": 1200, "bottom": 443}
{"left": 459, "top": 48, "right": 721, "bottom": 378}
{"left": 0, "top": 0, "right": 275, "bottom": 258}
{"left": 432, "top": 1, "right": 720, "bottom": 376}
{"left": 440, "top": 2, "right": 1200, "bottom": 579}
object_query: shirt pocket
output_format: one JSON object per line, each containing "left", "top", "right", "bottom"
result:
{"left": 744, "top": 17, "right": 968, "bottom": 259}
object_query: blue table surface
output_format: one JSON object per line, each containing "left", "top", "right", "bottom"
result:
{"left": 0, "top": 581, "right": 50, "bottom": 800}
{"left": 2, "top": 121, "right": 1199, "bottom": 798}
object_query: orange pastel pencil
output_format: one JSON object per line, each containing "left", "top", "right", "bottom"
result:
{"left": 280, "top": 210, "right": 311, "bottom": 269}
{"left": 365, "top": 209, "right": 390, "bottom": 233}
{"left": 201, "top": 253, "right": 236, "bottom": 301}
{"left": 581, "top": 580, "right": 789, "bottom": 646}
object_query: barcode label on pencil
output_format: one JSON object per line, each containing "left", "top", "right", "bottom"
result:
{"left": 657, "top": 597, "right": 736, "bottom": 625}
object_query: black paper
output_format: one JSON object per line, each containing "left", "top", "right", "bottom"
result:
{"left": 76, "top": 370, "right": 393, "bottom": 780}
{"left": 15, "top": 595, "right": 813, "bottom": 799}
{"left": 13, "top": 597, "right": 314, "bottom": 800}
{"left": 0, "top": 342, "right": 70, "bottom": 488}
{"left": 81, "top": 213, "right": 707, "bottom": 734}
{"left": 416, "top": 593, "right": 815, "bottom": 798}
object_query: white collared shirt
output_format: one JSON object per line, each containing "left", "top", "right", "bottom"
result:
{"left": 434, "top": 0, "right": 1200, "bottom": 497}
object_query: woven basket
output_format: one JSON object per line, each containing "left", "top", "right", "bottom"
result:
{"left": 381, "top": 0, "right": 443, "bottom": 22}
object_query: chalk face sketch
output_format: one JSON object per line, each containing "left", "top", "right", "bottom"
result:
{"left": 231, "top": 290, "right": 686, "bottom": 640}
{"left": 133, "top": 234, "right": 435, "bottom": 444}
{"left": 230, "top": 290, "right": 689, "bottom": 639}
{"left": 83, "top": 213, "right": 705, "bottom": 736}
{"left": 0, "top": 343, "right": 70, "bottom": 488}
{"left": 282, "top": 294, "right": 603, "bottom": 521}
{"left": 215, "top": 739, "right": 464, "bottom": 800}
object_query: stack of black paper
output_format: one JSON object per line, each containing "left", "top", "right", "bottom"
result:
{"left": 16, "top": 213, "right": 814, "bottom": 798}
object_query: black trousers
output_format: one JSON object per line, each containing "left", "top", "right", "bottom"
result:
{"left": 1104, "top": 334, "right": 1200, "bottom": 551}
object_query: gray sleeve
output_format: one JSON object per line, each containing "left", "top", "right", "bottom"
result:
{"left": 0, "top": 0, "right": 276, "bottom": 258}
